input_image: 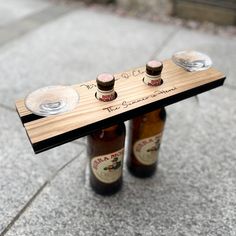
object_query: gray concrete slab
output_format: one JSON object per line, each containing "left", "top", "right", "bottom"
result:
{"left": 0, "top": 0, "right": 52, "bottom": 27}
{"left": 4, "top": 86, "right": 236, "bottom": 236}
{"left": 0, "top": 8, "right": 176, "bottom": 109}
{"left": 155, "top": 28, "right": 236, "bottom": 88}
{"left": 0, "top": 4, "right": 235, "bottom": 235}
{"left": 0, "top": 107, "right": 85, "bottom": 234}
{"left": 0, "top": 3, "right": 79, "bottom": 47}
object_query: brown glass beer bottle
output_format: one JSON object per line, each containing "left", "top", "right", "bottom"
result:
{"left": 127, "top": 60, "right": 166, "bottom": 178}
{"left": 87, "top": 73, "right": 126, "bottom": 195}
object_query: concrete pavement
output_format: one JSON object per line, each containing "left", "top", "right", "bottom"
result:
{"left": 0, "top": 1, "right": 235, "bottom": 235}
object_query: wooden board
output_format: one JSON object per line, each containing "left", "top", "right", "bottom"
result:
{"left": 15, "top": 59, "right": 226, "bottom": 153}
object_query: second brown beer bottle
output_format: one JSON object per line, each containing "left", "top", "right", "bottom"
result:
{"left": 87, "top": 73, "right": 126, "bottom": 195}
{"left": 127, "top": 60, "right": 166, "bottom": 178}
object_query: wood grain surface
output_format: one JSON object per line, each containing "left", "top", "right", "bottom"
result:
{"left": 15, "top": 59, "right": 226, "bottom": 153}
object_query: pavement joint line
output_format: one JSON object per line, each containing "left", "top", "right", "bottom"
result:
{"left": 149, "top": 27, "right": 180, "bottom": 60}
{"left": 224, "top": 83, "right": 236, "bottom": 90}
{"left": 49, "top": 149, "right": 85, "bottom": 181}
{"left": 81, "top": 150, "right": 88, "bottom": 186}
{"left": 0, "top": 104, "right": 15, "bottom": 112}
{"left": 0, "top": 2, "right": 82, "bottom": 48}
{"left": 151, "top": 29, "right": 234, "bottom": 94}
{"left": 0, "top": 149, "right": 85, "bottom": 236}
{"left": 150, "top": 28, "right": 202, "bottom": 105}
{"left": 0, "top": 181, "right": 48, "bottom": 236}
{"left": 72, "top": 140, "right": 87, "bottom": 147}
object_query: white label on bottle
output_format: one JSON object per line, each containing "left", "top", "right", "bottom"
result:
{"left": 96, "top": 89, "right": 115, "bottom": 102}
{"left": 144, "top": 74, "right": 162, "bottom": 86}
{"left": 133, "top": 133, "right": 162, "bottom": 165}
{"left": 91, "top": 148, "right": 124, "bottom": 184}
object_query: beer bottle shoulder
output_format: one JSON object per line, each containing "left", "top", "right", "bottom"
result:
{"left": 90, "top": 123, "right": 125, "bottom": 141}
{"left": 131, "top": 108, "right": 166, "bottom": 139}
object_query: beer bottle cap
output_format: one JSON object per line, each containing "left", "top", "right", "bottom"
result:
{"left": 96, "top": 73, "right": 115, "bottom": 91}
{"left": 146, "top": 60, "right": 163, "bottom": 76}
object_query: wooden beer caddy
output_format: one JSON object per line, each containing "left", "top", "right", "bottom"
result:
{"left": 15, "top": 59, "right": 226, "bottom": 154}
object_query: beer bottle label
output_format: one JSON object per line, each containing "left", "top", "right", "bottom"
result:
{"left": 133, "top": 133, "right": 162, "bottom": 165}
{"left": 91, "top": 148, "right": 124, "bottom": 184}
{"left": 144, "top": 74, "right": 162, "bottom": 86}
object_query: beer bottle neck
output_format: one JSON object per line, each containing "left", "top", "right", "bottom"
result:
{"left": 144, "top": 73, "right": 162, "bottom": 86}
{"left": 144, "top": 108, "right": 166, "bottom": 122}
{"left": 97, "top": 88, "right": 116, "bottom": 102}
